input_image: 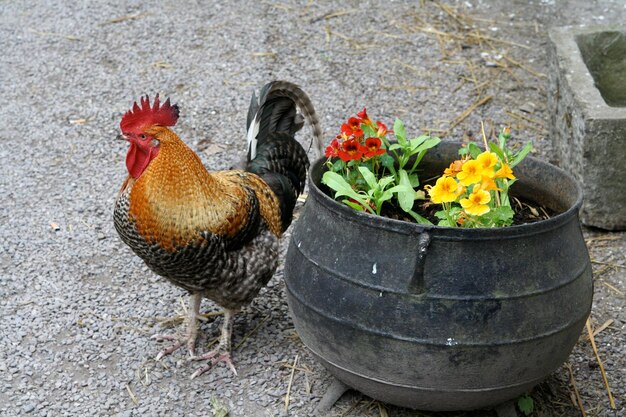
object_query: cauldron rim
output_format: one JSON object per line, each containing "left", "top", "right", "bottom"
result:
{"left": 308, "top": 141, "right": 583, "bottom": 239}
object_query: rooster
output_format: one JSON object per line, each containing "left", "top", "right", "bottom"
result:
{"left": 113, "top": 81, "right": 321, "bottom": 377}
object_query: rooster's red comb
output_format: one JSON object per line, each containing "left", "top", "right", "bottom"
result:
{"left": 120, "top": 94, "right": 179, "bottom": 134}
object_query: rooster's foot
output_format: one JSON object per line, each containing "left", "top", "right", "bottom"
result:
{"left": 189, "top": 308, "right": 239, "bottom": 378}
{"left": 152, "top": 333, "right": 197, "bottom": 360}
{"left": 152, "top": 294, "right": 203, "bottom": 360}
{"left": 190, "top": 350, "right": 237, "bottom": 379}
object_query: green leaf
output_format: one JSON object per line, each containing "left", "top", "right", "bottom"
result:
{"left": 517, "top": 394, "right": 534, "bottom": 416}
{"left": 467, "top": 142, "right": 482, "bottom": 159}
{"left": 408, "top": 135, "right": 427, "bottom": 151}
{"left": 322, "top": 171, "right": 364, "bottom": 202}
{"left": 358, "top": 166, "right": 379, "bottom": 190}
{"left": 412, "top": 138, "right": 441, "bottom": 167}
{"left": 362, "top": 123, "right": 376, "bottom": 139}
{"left": 380, "top": 135, "right": 392, "bottom": 150}
{"left": 435, "top": 210, "right": 448, "bottom": 220}
{"left": 405, "top": 136, "right": 440, "bottom": 175}
{"left": 378, "top": 189, "right": 395, "bottom": 203}
{"left": 399, "top": 196, "right": 417, "bottom": 214}
{"left": 393, "top": 118, "right": 407, "bottom": 145}
{"left": 494, "top": 205, "right": 515, "bottom": 220}
{"left": 398, "top": 169, "right": 411, "bottom": 186}
{"left": 378, "top": 175, "right": 396, "bottom": 189}
{"left": 353, "top": 167, "right": 366, "bottom": 183}
{"left": 380, "top": 153, "right": 396, "bottom": 173}
{"left": 488, "top": 142, "right": 507, "bottom": 162}
{"left": 449, "top": 206, "right": 463, "bottom": 216}
{"left": 343, "top": 199, "right": 365, "bottom": 211}
{"left": 412, "top": 137, "right": 441, "bottom": 154}
{"left": 408, "top": 173, "right": 420, "bottom": 187}
{"left": 332, "top": 160, "right": 346, "bottom": 173}
{"left": 480, "top": 206, "right": 515, "bottom": 227}
{"left": 498, "top": 129, "right": 508, "bottom": 149}
{"left": 322, "top": 171, "right": 349, "bottom": 191}
{"left": 388, "top": 187, "right": 415, "bottom": 210}
{"left": 389, "top": 170, "right": 416, "bottom": 212}
{"left": 406, "top": 209, "right": 433, "bottom": 225}
{"left": 510, "top": 142, "right": 533, "bottom": 168}
{"left": 388, "top": 143, "right": 402, "bottom": 151}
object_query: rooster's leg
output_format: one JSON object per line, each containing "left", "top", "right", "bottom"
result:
{"left": 190, "top": 308, "right": 239, "bottom": 378}
{"left": 153, "top": 293, "right": 202, "bottom": 360}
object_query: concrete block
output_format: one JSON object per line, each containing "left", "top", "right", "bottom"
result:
{"left": 548, "top": 25, "right": 626, "bottom": 230}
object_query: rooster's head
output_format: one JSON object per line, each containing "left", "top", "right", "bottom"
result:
{"left": 119, "top": 94, "right": 179, "bottom": 178}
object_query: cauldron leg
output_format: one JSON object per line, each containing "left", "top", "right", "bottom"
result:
{"left": 314, "top": 377, "right": 350, "bottom": 414}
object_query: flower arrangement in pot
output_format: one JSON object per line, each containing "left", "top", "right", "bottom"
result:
{"left": 283, "top": 109, "right": 593, "bottom": 412}
{"left": 321, "top": 109, "right": 534, "bottom": 228}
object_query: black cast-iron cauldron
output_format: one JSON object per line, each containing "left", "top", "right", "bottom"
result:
{"left": 284, "top": 141, "right": 592, "bottom": 411}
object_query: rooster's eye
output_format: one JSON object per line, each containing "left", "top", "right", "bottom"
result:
{"left": 140, "top": 134, "right": 146, "bottom": 140}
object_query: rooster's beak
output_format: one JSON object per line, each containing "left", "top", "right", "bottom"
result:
{"left": 117, "top": 133, "right": 129, "bottom": 141}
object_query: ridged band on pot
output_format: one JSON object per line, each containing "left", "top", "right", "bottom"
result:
{"left": 284, "top": 142, "right": 592, "bottom": 411}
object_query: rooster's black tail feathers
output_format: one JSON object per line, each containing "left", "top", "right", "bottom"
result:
{"left": 245, "top": 81, "right": 320, "bottom": 231}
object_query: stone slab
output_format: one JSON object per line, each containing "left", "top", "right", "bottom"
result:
{"left": 548, "top": 25, "right": 626, "bottom": 230}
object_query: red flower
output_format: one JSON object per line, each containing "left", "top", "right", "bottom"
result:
{"left": 347, "top": 117, "right": 361, "bottom": 129}
{"left": 325, "top": 138, "right": 340, "bottom": 158}
{"left": 376, "top": 121, "right": 390, "bottom": 137}
{"left": 357, "top": 108, "right": 373, "bottom": 126}
{"left": 364, "top": 137, "right": 386, "bottom": 158}
{"left": 337, "top": 138, "right": 365, "bottom": 161}
{"left": 341, "top": 117, "right": 364, "bottom": 139}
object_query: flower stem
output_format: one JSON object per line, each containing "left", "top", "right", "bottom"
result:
{"left": 444, "top": 203, "right": 457, "bottom": 227}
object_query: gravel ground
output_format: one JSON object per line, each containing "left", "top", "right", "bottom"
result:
{"left": 1, "top": 1, "right": 624, "bottom": 416}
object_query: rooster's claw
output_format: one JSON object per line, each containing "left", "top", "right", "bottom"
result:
{"left": 190, "top": 351, "right": 237, "bottom": 379}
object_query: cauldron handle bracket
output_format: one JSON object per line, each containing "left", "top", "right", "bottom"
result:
{"left": 407, "top": 231, "right": 431, "bottom": 294}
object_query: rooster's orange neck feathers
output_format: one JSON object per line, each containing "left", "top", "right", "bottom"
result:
{"left": 126, "top": 127, "right": 253, "bottom": 250}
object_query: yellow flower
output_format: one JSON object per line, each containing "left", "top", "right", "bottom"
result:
{"left": 428, "top": 176, "right": 461, "bottom": 204}
{"left": 495, "top": 163, "right": 516, "bottom": 180}
{"left": 477, "top": 151, "right": 497, "bottom": 179}
{"left": 460, "top": 189, "right": 491, "bottom": 216}
{"left": 456, "top": 159, "right": 484, "bottom": 186}
{"left": 477, "top": 151, "right": 498, "bottom": 169}
{"left": 478, "top": 177, "right": 499, "bottom": 191}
